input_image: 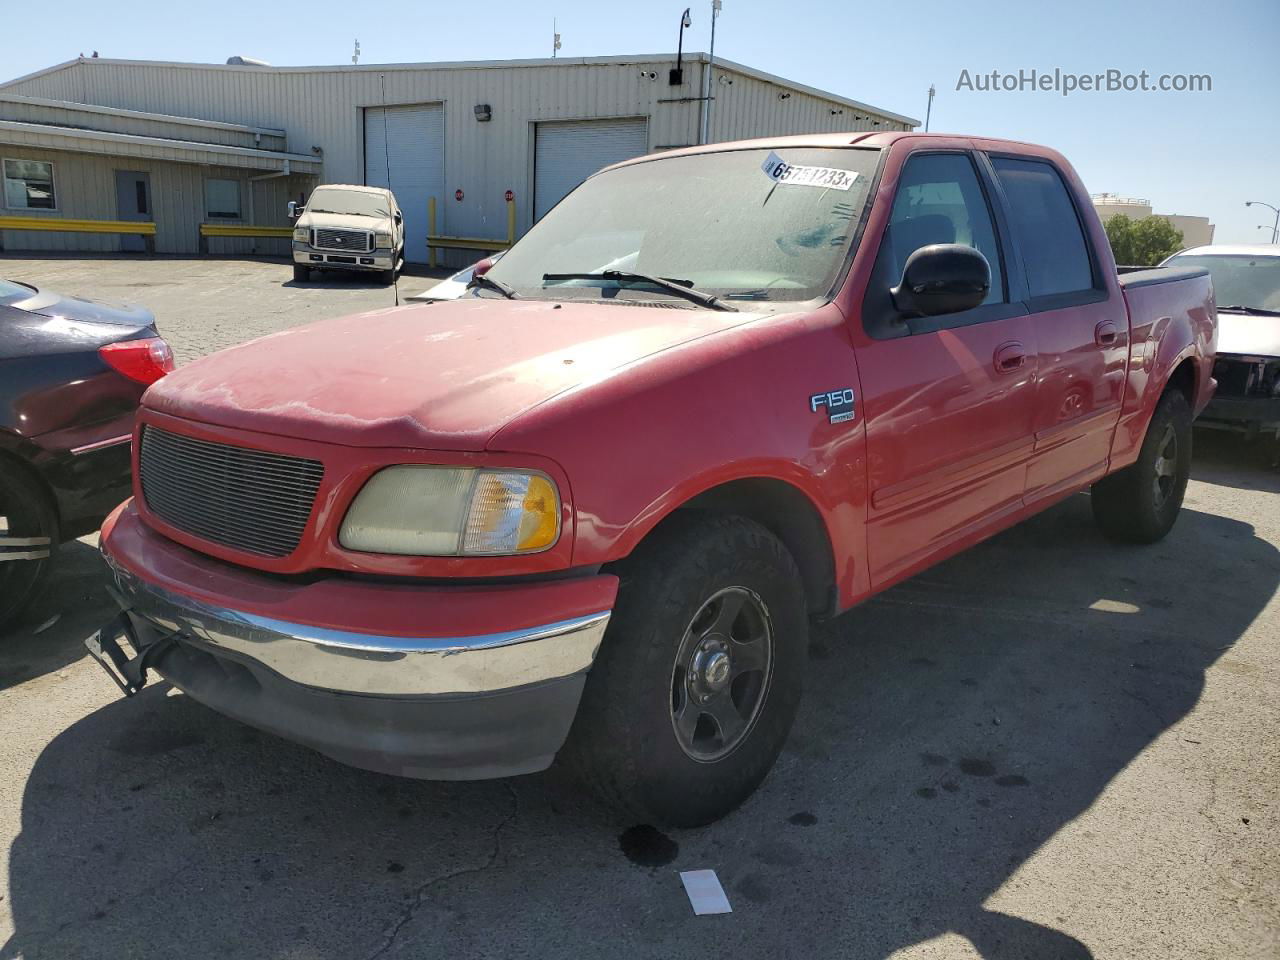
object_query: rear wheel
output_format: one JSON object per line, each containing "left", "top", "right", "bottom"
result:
{"left": 292, "top": 264, "right": 310, "bottom": 283}
{"left": 563, "top": 514, "right": 807, "bottom": 827}
{"left": 0, "top": 462, "right": 57, "bottom": 633}
{"left": 1091, "top": 389, "right": 1192, "bottom": 543}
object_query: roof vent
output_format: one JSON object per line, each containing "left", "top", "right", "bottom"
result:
{"left": 226, "top": 56, "right": 271, "bottom": 66}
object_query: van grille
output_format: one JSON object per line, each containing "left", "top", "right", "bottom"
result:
{"left": 138, "top": 426, "right": 324, "bottom": 558}
{"left": 313, "top": 228, "right": 372, "bottom": 253}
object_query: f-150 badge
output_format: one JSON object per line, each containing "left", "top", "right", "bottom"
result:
{"left": 810, "top": 388, "right": 856, "bottom": 424}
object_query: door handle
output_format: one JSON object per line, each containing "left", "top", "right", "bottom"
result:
{"left": 1095, "top": 320, "right": 1118, "bottom": 346}
{"left": 994, "top": 341, "right": 1027, "bottom": 374}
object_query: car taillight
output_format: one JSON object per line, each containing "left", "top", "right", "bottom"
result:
{"left": 99, "top": 337, "right": 175, "bottom": 385}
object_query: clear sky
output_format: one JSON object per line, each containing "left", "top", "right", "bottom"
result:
{"left": 5, "top": 0, "right": 1277, "bottom": 244}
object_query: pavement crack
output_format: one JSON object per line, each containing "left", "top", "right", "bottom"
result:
{"left": 365, "top": 782, "right": 520, "bottom": 960}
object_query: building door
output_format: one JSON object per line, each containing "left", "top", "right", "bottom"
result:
{"left": 114, "top": 171, "right": 151, "bottom": 253}
{"left": 364, "top": 103, "right": 445, "bottom": 264}
{"left": 533, "top": 118, "right": 648, "bottom": 222}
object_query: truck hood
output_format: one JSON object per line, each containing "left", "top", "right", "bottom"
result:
{"left": 143, "top": 298, "right": 757, "bottom": 450}
{"left": 1218, "top": 309, "right": 1280, "bottom": 358}
{"left": 295, "top": 211, "right": 389, "bottom": 233}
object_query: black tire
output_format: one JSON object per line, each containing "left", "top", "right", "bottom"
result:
{"left": 292, "top": 264, "right": 310, "bottom": 283}
{"left": 563, "top": 514, "right": 808, "bottom": 827}
{"left": 378, "top": 268, "right": 396, "bottom": 285}
{"left": 1091, "top": 389, "right": 1192, "bottom": 544}
{"left": 0, "top": 461, "right": 58, "bottom": 633}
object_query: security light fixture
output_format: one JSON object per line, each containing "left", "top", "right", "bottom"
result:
{"left": 474, "top": 104, "right": 493, "bottom": 122}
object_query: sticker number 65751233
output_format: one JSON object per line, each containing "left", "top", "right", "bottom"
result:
{"left": 760, "top": 151, "right": 857, "bottom": 191}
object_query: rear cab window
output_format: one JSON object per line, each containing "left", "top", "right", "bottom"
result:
{"left": 989, "top": 157, "right": 1100, "bottom": 303}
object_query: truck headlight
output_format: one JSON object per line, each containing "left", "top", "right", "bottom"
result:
{"left": 375, "top": 231, "right": 393, "bottom": 248}
{"left": 292, "top": 227, "right": 309, "bottom": 242}
{"left": 339, "top": 466, "right": 560, "bottom": 556}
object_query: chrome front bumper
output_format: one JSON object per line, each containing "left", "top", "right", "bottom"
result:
{"left": 293, "top": 242, "right": 394, "bottom": 270}
{"left": 104, "top": 554, "right": 610, "bottom": 698}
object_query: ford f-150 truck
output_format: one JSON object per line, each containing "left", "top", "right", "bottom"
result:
{"left": 86, "top": 133, "right": 1216, "bottom": 827}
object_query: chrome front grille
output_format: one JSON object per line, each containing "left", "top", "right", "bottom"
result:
{"left": 138, "top": 426, "right": 324, "bottom": 558}
{"left": 313, "top": 228, "right": 372, "bottom": 252}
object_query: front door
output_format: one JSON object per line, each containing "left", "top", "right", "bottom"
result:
{"left": 114, "top": 171, "right": 151, "bottom": 253}
{"left": 857, "top": 150, "right": 1039, "bottom": 587}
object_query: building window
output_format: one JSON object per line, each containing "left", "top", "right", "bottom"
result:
{"left": 205, "top": 178, "right": 241, "bottom": 220}
{"left": 3, "top": 159, "right": 56, "bottom": 210}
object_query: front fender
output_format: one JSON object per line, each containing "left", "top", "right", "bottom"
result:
{"left": 489, "top": 304, "right": 872, "bottom": 607}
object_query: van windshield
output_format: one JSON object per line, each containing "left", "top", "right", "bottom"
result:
{"left": 488, "top": 147, "right": 881, "bottom": 305}
{"left": 306, "top": 189, "right": 390, "bottom": 218}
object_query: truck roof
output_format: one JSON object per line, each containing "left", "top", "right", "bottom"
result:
{"left": 310, "top": 184, "right": 392, "bottom": 195}
{"left": 609, "top": 131, "right": 1060, "bottom": 172}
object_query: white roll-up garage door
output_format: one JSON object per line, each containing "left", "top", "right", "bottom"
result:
{"left": 364, "top": 103, "right": 444, "bottom": 264}
{"left": 533, "top": 118, "right": 648, "bottom": 222}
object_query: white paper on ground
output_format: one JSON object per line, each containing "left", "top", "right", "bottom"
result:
{"left": 679, "top": 869, "right": 733, "bottom": 915}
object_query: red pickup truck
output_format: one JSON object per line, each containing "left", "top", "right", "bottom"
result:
{"left": 87, "top": 133, "right": 1216, "bottom": 826}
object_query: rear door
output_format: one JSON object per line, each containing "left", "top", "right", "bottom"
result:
{"left": 986, "top": 155, "right": 1127, "bottom": 502}
{"left": 857, "top": 150, "right": 1038, "bottom": 587}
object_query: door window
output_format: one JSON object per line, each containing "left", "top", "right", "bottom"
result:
{"left": 990, "top": 157, "right": 1096, "bottom": 298}
{"left": 881, "top": 153, "right": 1005, "bottom": 305}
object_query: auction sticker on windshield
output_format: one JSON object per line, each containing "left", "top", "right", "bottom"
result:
{"left": 760, "top": 151, "right": 858, "bottom": 190}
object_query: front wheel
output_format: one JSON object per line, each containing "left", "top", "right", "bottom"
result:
{"left": 563, "top": 514, "right": 808, "bottom": 827}
{"left": 1091, "top": 389, "right": 1192, "bottom": 543}
{"left": 292, "top": 264, "right": 310, "bottom": 283}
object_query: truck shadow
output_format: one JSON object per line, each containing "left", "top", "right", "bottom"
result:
{"left": 2, "top": 497, "right": 1275, "bottom": 959}
{"left": 0, "top": 539, "right": 115, "bottom": 693}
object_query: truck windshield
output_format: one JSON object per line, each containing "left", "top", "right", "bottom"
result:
{"left": 1166, "top": 253, "right": 1280, "bottom": 312}
{"left": 488, "top": 147, "right": 881, "bottom": 305}
{"left": 306, "top": 189, "right": 390, "bottom": 218}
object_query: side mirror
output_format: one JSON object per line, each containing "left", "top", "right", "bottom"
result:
{"left": 472, "top": 257, "right": 495, "bottom": 278}
{"left": 891, "top": 244, "right": 991, "bottom": 318}
{"left": 287, "top": 201, "right": 299, "bottom": 219}
{"left": 394, "top": 211, "right": 403, "bottom": 224}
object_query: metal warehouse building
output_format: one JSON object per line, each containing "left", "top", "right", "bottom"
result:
{"left": 0, "top": 54, "right": 915, "bottom": 264}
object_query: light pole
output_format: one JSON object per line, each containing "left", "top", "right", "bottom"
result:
{"left": 1245, "top": 200, "right": 1279, "bottom": 243}
{"left": 925, "top": 84, "right": 935, "bottom": 132}
{"left": 698, "top": 0, "right": 722, "bottom": 145}
{"left": 671, "top": 8, "right": 693, "bottom": 86}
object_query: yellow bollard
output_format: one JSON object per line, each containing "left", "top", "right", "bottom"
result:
{"left": 506, "top": 197, "right": 516, "bottom": 247}
{"left": 427, "top": 195, "right": 437, "bottom": 268}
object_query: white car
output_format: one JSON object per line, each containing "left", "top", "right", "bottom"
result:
{"left": 1162, "top": 244, "right": 1280, "bottom": 442}
{"left": 290, "top": 184, "right": 404, "bottom": 284}
{"left": 407, "top": 252, "right": 505, "bottom": 302}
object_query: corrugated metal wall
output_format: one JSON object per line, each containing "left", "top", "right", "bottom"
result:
{"left": 0, "top": 144, "right": 310, "bottom": 255}
{"left": 4, "top": 57, "right": 911, "bottom": 256}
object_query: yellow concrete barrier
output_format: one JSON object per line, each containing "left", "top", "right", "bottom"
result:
{"left": 0, "top": 216, "right": 156, "bottom": 235}
{"left": 426, "top": 196, "right": 517, "bottom": 266}
{"left": 199, "top": 224, "right": 294, "bottom": 238}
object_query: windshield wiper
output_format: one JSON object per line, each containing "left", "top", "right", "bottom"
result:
{"left": 542, "top": 271, "right": 737, "bottom": 312}
{"left": 466, "top": 273, "right": 519, "bottom": 300}
{"left": 1217, "top": 304, "right": 1280, "bottom": 316}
